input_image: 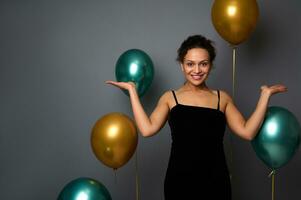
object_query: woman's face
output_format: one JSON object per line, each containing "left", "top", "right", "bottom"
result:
{"left": 181, "top": 48, "right": 211, "bottom": 86}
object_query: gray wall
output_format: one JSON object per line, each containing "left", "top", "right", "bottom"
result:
{"left": 1, "top": 0, "right": 300, "bottom": 199}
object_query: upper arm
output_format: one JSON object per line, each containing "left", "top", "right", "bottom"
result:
{"left": 223, "top": 91, "right": 248, "bottom": 139}
{"left": 146, "top": 91, "right": 171, "bottom": 137}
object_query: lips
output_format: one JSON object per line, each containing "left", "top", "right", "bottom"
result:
{"left": 191, "top": 74, "right": 204, "bottom": 80}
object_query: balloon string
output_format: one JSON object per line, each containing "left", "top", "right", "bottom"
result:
{"left": 135, "top": 149, "right": 140, "bottom": 200}
{"left": 268, "top": 170, "right": 276, "bottom": 200}
{"left": 232, "top": 46, "right": 237, "bottom": 100}
{"left": 114, "top": 169, "right": 117, "bottom": 184}
{"left": 228, "top": 45, "right": 237, "bottom": 182}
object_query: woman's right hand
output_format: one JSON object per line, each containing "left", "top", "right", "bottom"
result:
{"left": 105, "top": 80, "right": 136, "bottom": 91}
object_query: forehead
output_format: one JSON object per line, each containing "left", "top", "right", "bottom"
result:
{"left": 184, "top": 48, "right": 210, "bottom": 61}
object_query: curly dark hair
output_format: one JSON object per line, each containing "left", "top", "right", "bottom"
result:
{"left": 176, "top": 35, "right": 216, "bottom": 64}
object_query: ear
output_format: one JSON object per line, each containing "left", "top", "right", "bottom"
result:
{"left": 180, "top": 63, "right": 184, "bottom": 72}
{"left": 208, "top": 63, "right": 213, "bottom": 73}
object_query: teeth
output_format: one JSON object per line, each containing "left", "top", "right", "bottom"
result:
{"left": 192, "top": 75, "right": 202, "bottom": 80}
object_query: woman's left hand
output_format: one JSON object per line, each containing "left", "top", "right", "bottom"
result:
{"left": 260, "top": 84, "right": 288, "bottom": 96}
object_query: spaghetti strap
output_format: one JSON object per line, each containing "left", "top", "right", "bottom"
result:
{"left": 217, "top": 90, "right": 220, "bottom": 111}
{"left": 171, "top": 90, "right": 178, "bottom": 105}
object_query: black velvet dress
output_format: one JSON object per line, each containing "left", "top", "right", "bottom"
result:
{"left": 164, "top": 90, "right": 231, "bottom": 199}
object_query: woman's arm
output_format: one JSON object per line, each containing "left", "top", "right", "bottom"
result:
{"left": 106, "top": 81, "right": 170, "bottom": 137}
{"left": 224, "top": 84, "right": 287, "bottom": 140}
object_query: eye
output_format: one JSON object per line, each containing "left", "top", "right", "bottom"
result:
{"left": 186, "top": 62, "right": 194, "bottom": 67}
{"left": 200, "top": 62, "right": 209, "bottom": 67}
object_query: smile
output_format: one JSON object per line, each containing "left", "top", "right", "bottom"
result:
{"left": 191, "top": 74, "right": 204, "bottom": 80}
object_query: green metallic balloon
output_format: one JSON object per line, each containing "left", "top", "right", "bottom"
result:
{"left": 251, "top": 106, "right": 301, "bottom": 169}
{"left": 115, "top": 49, "right": 154, "bottom": 97}
{"left": 57, "top": 177, "right": 112, "bottom": 200}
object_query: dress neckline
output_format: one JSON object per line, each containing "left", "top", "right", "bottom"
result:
{"left": 170, "top": 104, "right": 225, "bottom": 115}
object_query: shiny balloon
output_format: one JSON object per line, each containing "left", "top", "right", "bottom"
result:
{"left": 252, "top": 106, "right": 301, "bottom": 169}
{"left": 57, "top": 177, "right": 112, "bottom": 200}
{"left": 211, "top": 0, "right": 259, "bottom": 45}
{"left": 91, "top": 112, "right": 138, "bottom": 170}
{"left": 115, "top": 49, "right": 154, "bottom": 97}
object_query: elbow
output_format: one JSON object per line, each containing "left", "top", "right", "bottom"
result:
{"left": 142, "top": 134, "right": 152, "bottom": 138}
{"left": 244, "top": 132, "right": 256, "bottom": 141}
{"left": 140, "top": 132, "right": 150, "bottom": 137}
{"left": 238, "top": 130, "right": 255, "bottom": 141}
{"left": 241, "top": 124, "right": 256, "bottom": 141}
{"left": 247, "top": 133, "right": 257, "bottom": 142}
{"left": 139, "top": 129, "right": 155, "bottom": 138}
{"left": 245, "top": 135, "right": 254, "bottom": 141}
{"left": 138, "top": 123, "right": 159, "bottom": 137}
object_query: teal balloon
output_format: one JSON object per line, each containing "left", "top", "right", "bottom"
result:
{"left": 251, "top": 106, "right": 301, "bottom": 169}
{"left": 115, "top": 49, "right": 154, "bottom": 97}
{"left": 58, "top": 177, "right": 112, "bottom": 200}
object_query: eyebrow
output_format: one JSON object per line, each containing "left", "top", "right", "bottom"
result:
{"left": 184, "top": 59, "right": 209, "bottom": 62}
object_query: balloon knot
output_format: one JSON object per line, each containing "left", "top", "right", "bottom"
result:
{"left": 268, "top": 170, "right": 276, "bottom": 177}
{"left": 228, "top": 44, "right": 238, "bottom": 49}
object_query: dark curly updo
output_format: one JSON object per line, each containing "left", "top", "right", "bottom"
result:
{"left": 176, "top": 35, "right": 216, "bottom": 64}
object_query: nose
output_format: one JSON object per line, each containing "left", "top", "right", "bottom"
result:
{"left": 194, "top": 65, "right": 200, "bottom": 73}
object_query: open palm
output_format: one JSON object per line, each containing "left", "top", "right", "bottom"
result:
{"left": 261, "top": 84, "right": 287, "bottom": 96}
{"left": 105, "top": 80, "right": 136, "bottom": 91}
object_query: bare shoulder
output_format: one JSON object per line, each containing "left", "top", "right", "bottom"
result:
{"left": 157, "top": 90, "right": 174, "bottom": 108}
{"left": 159, "top": 90, "right": 173, "bottom": 100}
{"left": 219, "top": 90, "right": 233, "bottom": 103}
{"left": 217, "top": 90, "right": 233, "bottom": 112}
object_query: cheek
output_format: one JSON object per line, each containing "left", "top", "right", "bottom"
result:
{"left": 181, "top": 65, "right": 192, "bottom": 74}
{"left": 183, "top": 67, "right": 193, "bottom": 74}
{"left": 205, "top": 65, "right": 212, "bottom": 73}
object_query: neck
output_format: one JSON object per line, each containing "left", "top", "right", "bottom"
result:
{"left": 183, "top": 81, "right": 209, "bottom": 92}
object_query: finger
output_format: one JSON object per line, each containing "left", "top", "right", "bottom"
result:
{"left": 105, "top": 80, "right": 115, "bottom": 84}
{"left": 106, "top": 81, "right": 120, "bottom": 86}
{"left": 272, "top": 86, "right": 288, "bottom": 94}
{"left": 271, "top": 84, "right": 286, "bottom": 89}
{"left": 274, "top": 85, "right": 287, "bottom": 91}
{"left": 278, "top": 87, "right": 288, "bottom": 92}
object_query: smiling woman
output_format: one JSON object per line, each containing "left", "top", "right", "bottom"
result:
{"left": 106, "top": 34, "right": 287, "bottom": 199}
{"left": 180, "top": 48, "right": 211, "bottom": 85}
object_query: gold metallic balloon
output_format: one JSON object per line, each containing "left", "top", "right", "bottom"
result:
{"left": 211, "top": 0, "right": 259, "bottom": 45}
{"left": 91, "top": 113, "right": 138, "bottom": 170}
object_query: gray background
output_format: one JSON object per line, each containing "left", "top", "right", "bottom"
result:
{"left": 0, "top": 0, "right": 300, "bottom": 199}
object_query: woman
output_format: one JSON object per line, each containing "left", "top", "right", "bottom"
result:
{"left": 106, "top": 35, "right": 287, "bottom": 199}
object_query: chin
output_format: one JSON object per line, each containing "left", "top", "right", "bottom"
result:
{"left": 187, "top": 79, "right": 205, "bottom": 86}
